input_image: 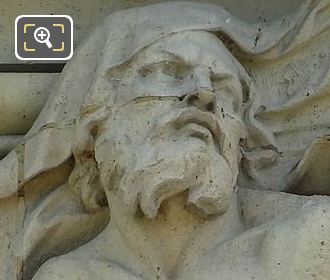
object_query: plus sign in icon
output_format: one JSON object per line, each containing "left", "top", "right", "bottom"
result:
{"left": 15, "top": 15, "right": 73, "bottom": 61}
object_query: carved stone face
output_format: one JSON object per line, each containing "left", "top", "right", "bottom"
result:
{"left": 95, "top": 31, "right": 245, "bottom": 219}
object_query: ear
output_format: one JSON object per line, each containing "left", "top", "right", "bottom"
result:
{"left": 69, "top": 105, "right": 111, "bottom": 211}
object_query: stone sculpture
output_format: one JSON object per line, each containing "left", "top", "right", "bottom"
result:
{"left": 1, "top": 1, "right": 330, "bottom": 279}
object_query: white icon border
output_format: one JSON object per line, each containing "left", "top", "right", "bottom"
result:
{"left": 15, "top": 15, "right": 73, "bottom": 61}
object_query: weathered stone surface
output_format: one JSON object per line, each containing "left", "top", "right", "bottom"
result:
{"left": 0, "top": 0, "right": 304, "bottom": 63}
{"left": 0, "top": 1, "right": 330, "bottom": 280}
{"left": 0, "top": 73, "right": 58, "bottom": 134}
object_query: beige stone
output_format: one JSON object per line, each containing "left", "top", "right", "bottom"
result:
{"left": 0, "top": 73, "right": 58, "bottom": 135}
{"left": 0, "top": 1, "right": 329, "bottom": 280}
{"left": 0, "top": 0, "right": 305, "bottom": 63}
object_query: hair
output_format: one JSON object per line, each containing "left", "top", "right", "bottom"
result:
{"left": 68, "top": 105, "right": 111, "bottom": 211}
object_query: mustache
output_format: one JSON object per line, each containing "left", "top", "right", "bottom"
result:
{"left": 115, "top": 95, "right": 241, "bottom": 169}
{"left": 174, "top": 108, "right": 223, "bottom": 153}
{"left": 148, "top": 107, "right": 230, "bottom": 165}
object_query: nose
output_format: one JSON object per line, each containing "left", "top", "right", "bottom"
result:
{"left": 183, "top": 66, "right": 216, "bottom": 113}
{"left": 184, "top": 88, "right": 216, "bottom": 113}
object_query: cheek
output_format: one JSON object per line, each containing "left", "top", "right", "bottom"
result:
{"left": 95, "top": 134, "right": 140, "bottom": 178}
{"left": 220, "top": 120, "right": 243, "bottom": 169}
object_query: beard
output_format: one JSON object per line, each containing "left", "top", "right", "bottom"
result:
{"left": 116, "top": 137, "right": 236, "bottom": 219}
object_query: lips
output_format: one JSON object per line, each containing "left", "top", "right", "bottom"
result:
{"left": 148, "top": 107, "right": 224, "bottom": 156}
{"left": 172, "top": 108, "right": 223, "bottom": 154}
{"left": 181, "top": 122, "right": 214, "bottom": 145}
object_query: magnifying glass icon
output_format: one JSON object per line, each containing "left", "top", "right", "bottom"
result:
{"left": 34, "top": 27, "right": 53, "bottom": 49}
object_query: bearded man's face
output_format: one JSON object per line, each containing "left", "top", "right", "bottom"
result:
{"left": 94, "top": 31, "right": 245, "bottom": 219}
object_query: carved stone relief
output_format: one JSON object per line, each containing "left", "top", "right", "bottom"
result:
{"left": 0, "top": 1, "right": 330, "bottom": 279}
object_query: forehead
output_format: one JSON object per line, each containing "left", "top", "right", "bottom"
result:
{"left": 137, "top": 31, "right": 239, "bottom": 77}
{"left": 103, "top": 30, "right": 244, "bottom": 108}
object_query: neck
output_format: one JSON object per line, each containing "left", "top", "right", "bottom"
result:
{"left": 96, "top": 191, "right": 243, "bottom": 279}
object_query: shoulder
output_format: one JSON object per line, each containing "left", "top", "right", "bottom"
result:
{"left": 262, "top": 195, "right": 330, "bottom": 279}
{"left": 292, "top": 197, "right": 330, "bottom": 261}
{"left": 32, "top": 254, "right": 143, "bottom": 280}
{"left": 239, "top": 187, "right": 330, "bottom": 228}
{"left": 239, "top": 188, "right": 330, "bottom": 279}
{"left": 288, "top": 195, "right": 330, "bottom": 244}
{"left": 32, "top": 256, "right": 90, "bottom": 280}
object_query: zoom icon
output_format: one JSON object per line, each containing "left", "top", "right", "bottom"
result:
{"left": 15, "top": 15, "right": 73, "bottom": 61}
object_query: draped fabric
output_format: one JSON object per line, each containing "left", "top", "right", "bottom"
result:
{"left": 0, "top": 1, "right": 328, "bottom": 277}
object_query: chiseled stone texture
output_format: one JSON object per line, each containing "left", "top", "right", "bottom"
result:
{"left": 0, "top": 0, "right": 305, "bottom": 63}
{"left": 0, "top": 1, "right": 330, "bottom": 279}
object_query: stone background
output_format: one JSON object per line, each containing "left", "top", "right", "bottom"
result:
{"left": 0, "top": 0, "right": 304, "bottom": 63}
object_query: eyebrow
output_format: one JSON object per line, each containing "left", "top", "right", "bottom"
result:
{"left": 208, "top": 70, "right": 243, "bottom": 111}
{"left": 136, "top": 49, "right": 243, "bottom": 104}
{"left": 138, "top": 50, "right": 187, "bottom": 69}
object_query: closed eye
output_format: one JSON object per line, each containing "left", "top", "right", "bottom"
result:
{"left": 138, "top": 60, "right": 192, "bottom": 82}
